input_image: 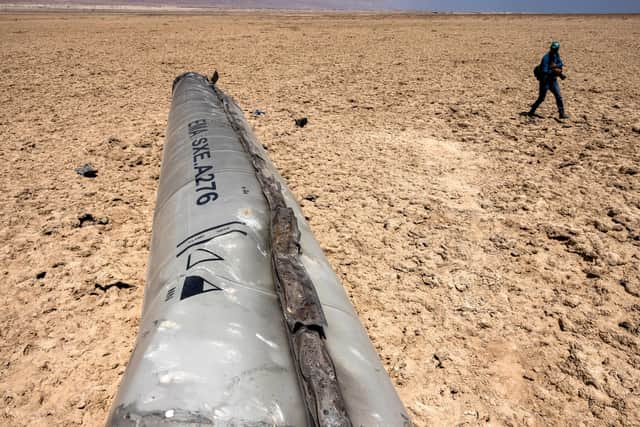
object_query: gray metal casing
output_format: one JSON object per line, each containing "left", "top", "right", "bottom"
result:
{"left": 107, "top": 73, "right": 410, "bottom": 426}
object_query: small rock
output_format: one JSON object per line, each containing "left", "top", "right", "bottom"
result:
{"left": 619, "top": 166, "right": 638, "bottom": 175}
{"left": 567, "top": 240, "right": 598, "bottom": 262}
{"left": 559, "top": 159, "right": 578, "bottom": 168}
{"left": 23, "top": 343, "right": 33, "bottom": 355}
{"left": 478, "top": 320, "right": 492, "bottom": 329}
{"left": 77, "top": 213, "right": 96, "bottom": 227}
{"left": 433, "top": 352, "right": 446, "bottom": 369}
{"left": 420, "top": 273, "right": 441, "bottom": 287}
{"left": 606, "top": 252, "right": 625, "bottom": 266}
{"left": 383, "top": 218, "right": 402, "bottom": 230}
{"left": 294, "top": 117, "right": 308, "bottom": 128}
{"left": 128, "top": 155, "right": 143, "bottom": 167}
{"left": 593, "top": 220, "right": 609, "bottom": 233}
{"left": 544, "top": 224, "right": 577, "bottom": 242}
{"left": 607, "top": 207, "right": 621, "bottom": 218}
{"left": 303, "top": 193, "right": 318, "bottom": 202}
{"left": 632, "top": 124, "right": 640, "bottom": 134}
{"left": 489, "top": 234, "right": 511, "bottom": 250}
{"left": 558, "top": 317, "right": 573, "bottom": 332}
{"left": 584, "top": 268, "right": 601, "bottom": 279}
{"left": 620, "top": 279, "right": 640, "bottom": 297}
{"left": 36, "top": 271, "right": 46, "bottom": 279}
{"left": 75, "top": 164, "right": 97, "bottom": 178}
{"left": 77, "top": 214, "right": 108, "bottom": 227}
{"left": 611, "top": 224, "right": 625, "bottom": 232}
{"left": 251, "top": 109, "right": 266, "bottom": 117}
{"left": 455, "top": 282, "right": 468, "bottom": 292}
{"left": 609, "top": 180, "right": 628, "bottom": 190}
{"left": 618, "top": 320, "right": 638, "bottom": 335}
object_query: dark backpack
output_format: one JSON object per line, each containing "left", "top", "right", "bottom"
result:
{"left": 534, "top": 52, "right": 556, "bottom": 81}
{"left": 533, "top": 64, "right": 543, "bottom": 81}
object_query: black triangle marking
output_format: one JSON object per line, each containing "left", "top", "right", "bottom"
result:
{"left": 180, "top": 275, "right": 222, "bottom": 301}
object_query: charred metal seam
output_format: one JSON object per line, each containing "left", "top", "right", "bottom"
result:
{"left": 211, "top": 81, "right": 351, "bottom": 427}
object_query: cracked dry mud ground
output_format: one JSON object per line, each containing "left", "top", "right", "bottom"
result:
{"left": 1, "top": 12, "right": 639, "bottom": 427}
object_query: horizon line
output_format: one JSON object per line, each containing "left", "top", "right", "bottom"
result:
{"left": 2, "top": 3, "right": 640, "bottom": 14}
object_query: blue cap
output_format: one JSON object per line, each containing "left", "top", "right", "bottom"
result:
{"left": 550, "top": 41, "right": 560, "bottom": 49}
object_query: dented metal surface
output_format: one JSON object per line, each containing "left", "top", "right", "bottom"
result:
{"left": 107, "top": 72, "right": 412, "bottom": 427}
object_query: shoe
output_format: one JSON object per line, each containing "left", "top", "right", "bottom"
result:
{"left": 559, "top": 112, "right": 569, "bottom": 119}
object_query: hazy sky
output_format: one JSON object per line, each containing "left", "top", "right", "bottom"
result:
{"left": 389, "top": 0, "right": 639, "bottom": 13}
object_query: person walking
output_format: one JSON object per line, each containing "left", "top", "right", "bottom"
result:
{"left": 529, "top": 41, "right": 568, "bottom": 119}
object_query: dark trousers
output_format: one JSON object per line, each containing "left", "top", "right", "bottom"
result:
{"left": 530, "top": 78, "right": 564, "bottom": 115}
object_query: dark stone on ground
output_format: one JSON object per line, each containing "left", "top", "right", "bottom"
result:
{"left": 75, "top": 164, "right": 98, "bottom": 178}
{"left": 78, "top": 213, "right": 95, "bottom": 227}
{"left": 619, "top": 166, "right": 638, "bottom": 176}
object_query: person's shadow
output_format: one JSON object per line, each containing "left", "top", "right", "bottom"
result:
{"left": 519, "top": 111, "right": 542, "bottom": 118}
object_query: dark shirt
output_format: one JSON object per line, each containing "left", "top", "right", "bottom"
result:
{"left": 541, "top": 51, "right": 564, "bottom": 80}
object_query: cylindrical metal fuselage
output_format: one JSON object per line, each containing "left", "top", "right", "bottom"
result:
{"left": 107, "top": 72, "right": 410, "bottom": 426}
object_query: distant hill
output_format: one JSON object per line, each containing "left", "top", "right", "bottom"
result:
{"left": 2, "top": 0, "right": 398, "bottom": 11}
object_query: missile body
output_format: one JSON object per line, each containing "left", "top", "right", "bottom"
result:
{"left": 107, "top": 72, "right": 411, "bottom": 427}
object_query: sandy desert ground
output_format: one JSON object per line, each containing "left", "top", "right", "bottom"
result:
{"left": 1, "top": 11, "right": 639, "bottom": 427}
